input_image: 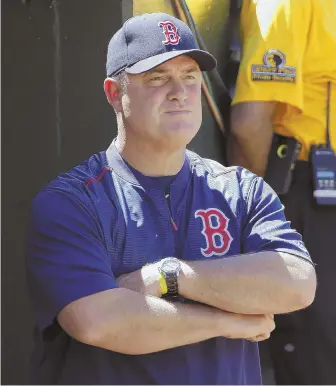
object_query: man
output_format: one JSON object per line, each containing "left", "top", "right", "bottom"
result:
{"left": 26, "top": 12, "right": 316, "bottom": 385}
{"left": 228, "top": 0, "right": 336, "bottom": 384}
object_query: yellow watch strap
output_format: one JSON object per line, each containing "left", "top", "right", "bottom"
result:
{"left": 158, "top": 272, "right": 168, "bottom": 295}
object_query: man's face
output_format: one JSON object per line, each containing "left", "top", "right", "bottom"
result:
{"left": 120, "top": 55, "right": 202, "bottom": 151}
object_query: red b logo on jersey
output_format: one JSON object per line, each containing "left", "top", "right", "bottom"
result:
{"left": 158, "top": 21, "right": 181, "bottom": 45}
{"left": 195, "top": 208, "right": 233, "bottom": 257}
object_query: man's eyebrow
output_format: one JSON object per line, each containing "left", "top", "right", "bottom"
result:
{"left": 142, "top": 68, "right": 168, "bottom": 76}
{"left": 182, "top": 65, "right": 201, "bottom": 73}
{"left": 142, "top": 65, "right": 200, "bottom": 77}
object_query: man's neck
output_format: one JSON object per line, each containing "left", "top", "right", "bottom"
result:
{"left": 115, "top": 136, "right": 185, "bottom": 177}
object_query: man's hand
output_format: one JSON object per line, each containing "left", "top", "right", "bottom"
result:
{"left": 116, "top": 263, "right": 161, "bottom": 297}
{"left": 222, "top": 313, "right": 275, "bottom": 342}
{"left": 245, "top": 315, "right": 275, "bottom": 342}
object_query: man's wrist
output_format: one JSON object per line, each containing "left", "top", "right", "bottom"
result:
{"left": 157, "top": 257, "right": 181, "bottom": 297}
{"left": 145, "top": 259, "right": 196, "bottom": 299}
{"left": 140, "top": 263, "right": 162, "bottom": 297}
{"left": 177, "top": 260, "right": 196, "bottom": 298}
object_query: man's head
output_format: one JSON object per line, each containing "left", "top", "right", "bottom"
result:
{"left": 104, "top": 13, "right": 216, "bottom": 152}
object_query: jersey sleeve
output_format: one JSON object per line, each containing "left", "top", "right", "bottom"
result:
{"left": 232, "top": 0, "right": 311, "bottom": 111}
{"left": 242, "top": 176, "right": 312, "bottom": 264}
{"left": 26, "top": 189, "right": 118, "bottom": 336}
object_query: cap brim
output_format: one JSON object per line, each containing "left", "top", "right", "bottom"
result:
{"left": 125, "top": 49, "right": 217, "bottom": 74}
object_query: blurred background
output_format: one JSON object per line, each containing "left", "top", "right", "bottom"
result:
{"left": 1, "top": 0, "right": 272, "bottom": 383}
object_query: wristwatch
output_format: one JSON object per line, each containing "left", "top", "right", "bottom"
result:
{"left": 159, "top": 257, "right": 181, "bottom": 297}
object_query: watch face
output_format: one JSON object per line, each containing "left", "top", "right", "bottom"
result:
{"left": 161, "top": 257, "right": 180, "bottom": 274}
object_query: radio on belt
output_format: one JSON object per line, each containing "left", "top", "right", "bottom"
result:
{"left": 311, "top": 82, "right": 336, "bottom": 205}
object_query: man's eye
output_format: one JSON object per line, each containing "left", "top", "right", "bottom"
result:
{"left": 150, "top": 76, "right": 165, "bottom": 81}
{"left": 184, "top": 75, "right": 196, "bottom": 80}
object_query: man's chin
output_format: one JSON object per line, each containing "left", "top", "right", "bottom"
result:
{"left": 159, "top": 127, "right": 198, "bottom": 149}
{"left": 162, "top": 121, "right": 199, "bottom": 135}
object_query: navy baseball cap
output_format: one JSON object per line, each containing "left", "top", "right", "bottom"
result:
{"left": 106, "top": 12, "right": 217, "bottom": 77}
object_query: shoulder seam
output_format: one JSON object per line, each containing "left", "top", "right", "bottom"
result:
{"left": 85, "top": 167, "right": 110, "bottom": 188}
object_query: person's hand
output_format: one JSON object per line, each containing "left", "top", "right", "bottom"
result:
{"left": 116, "top": 263, "right": 161, "bottom": 297}
{"left": 221, "top": 313, "right": 275, "bottom": 341}
{"left": 245, "top": 315, "right": 275, "bottom": 342}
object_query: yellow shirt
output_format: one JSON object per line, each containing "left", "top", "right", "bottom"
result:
{"left": 232, "top": 0, "right": 336, "bottom": 160}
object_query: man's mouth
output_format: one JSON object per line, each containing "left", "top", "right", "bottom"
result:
{"left": 165, "top": 110, "right": 191, "bottom": 115}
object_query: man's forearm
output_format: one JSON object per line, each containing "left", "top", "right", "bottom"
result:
{"left": 59, "top": 288, "right": 274, "bottom": 355}
{"left": 178, "top": 251, "right": 316, "bottom": 315}
{"left": 228, "top": 102, "right": 275, "bottom": 177}
{"left": 88, "top": 290, "right": 220, "bottom": 354}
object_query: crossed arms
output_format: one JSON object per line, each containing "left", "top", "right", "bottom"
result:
{"left": 58, "top": 249, "right": 315, "bottom": 355}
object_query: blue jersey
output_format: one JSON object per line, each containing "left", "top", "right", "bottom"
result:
{"left": 27, "top": 142, "right": 311, "bottom": 385}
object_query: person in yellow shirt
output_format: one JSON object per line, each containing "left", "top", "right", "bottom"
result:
{"left": 228, "top": 0, "right": 336, "bottom": 384}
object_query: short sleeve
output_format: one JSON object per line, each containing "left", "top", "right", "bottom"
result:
{"left": 242, "top": 176, "right": 312, "bottom": 264}
{"left": 26, "top": 189, "right": 118, "bottom": 335}
{"left": 232, "top": 0, "right": 311, "bottom": 111}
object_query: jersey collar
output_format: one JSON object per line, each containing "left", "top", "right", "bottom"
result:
{"left": 105, "top": 139, "right": 191, "bottom": 189}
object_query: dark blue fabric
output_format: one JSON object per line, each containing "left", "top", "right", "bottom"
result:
{"left": 123, "top": 158, "right": 177, "bottom": 191}
{"left": 26, "top": 144, "right": 311, "bottom": 385}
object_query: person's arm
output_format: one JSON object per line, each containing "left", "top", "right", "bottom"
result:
{"left": 228, "top": 102, "right": 276, "bottom": 176}
{"left": 122, "top": 251, "right": 315, "bottom": 317}
{"left": 177, "top": 250, "right": 315, "bottom": 315}
{"left": 58, "top": 288, "right": 276, "bottom": 354}
{"left": 228, "top": 0, "right": 311, "bottom": 176}
{"left": 119, "top": 176, "right": 316, "bottom": 315}
{"left": 26, "top": 188, "right": 275, "bottom": 356}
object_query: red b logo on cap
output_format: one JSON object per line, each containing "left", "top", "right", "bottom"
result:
{"left": 158, "top": 21, "right": 181, "bottom": 45}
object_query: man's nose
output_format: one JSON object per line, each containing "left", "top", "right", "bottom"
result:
{"left": 167, "top": 79, "right": 188, "bottom": 105}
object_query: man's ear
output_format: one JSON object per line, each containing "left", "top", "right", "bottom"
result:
{"left": 104, "top": 78, "right": 122, "bottom": 111}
